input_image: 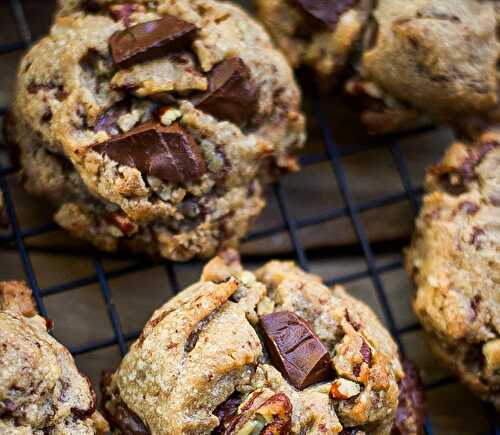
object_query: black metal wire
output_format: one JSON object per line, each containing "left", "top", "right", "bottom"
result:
{"left": 0, "top": 1, "right": 498, "bottom": 433}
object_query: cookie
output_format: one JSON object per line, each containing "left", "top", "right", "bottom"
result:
{"left": 7, "top": 0, "right": 305, "bottom": 261}
{"left": 0, "top": 281, "right": 109, "bottom": 434}
{"left": 102, "top": 251, "right": 424, "bottom": 434}
{"left": 255, "top": 0, "right": 372, "bottom": 88}
{"left": 256, "top": 0, "right": 500, "bottom": 134}
{"left": 345, "top": 0, "right": 500, "bottom": 134}
{"left": 406, "top": 129, "right": 500, "bottom": 409}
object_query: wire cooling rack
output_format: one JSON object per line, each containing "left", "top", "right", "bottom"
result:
{"left": 1, "top": 0, "right": 499, "bottom": 434}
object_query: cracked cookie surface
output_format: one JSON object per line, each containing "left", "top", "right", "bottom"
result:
{"left": 7, "top": 0, "right": 305, "bottom": 261}
{"left": 102, "top": 251, "right": 424, "bottom": 434}
{"left": 406, "top": 129, "right": 500, "bottom": 410}
{"left": 0, "top": 281, "right": 109, "bottom": 434}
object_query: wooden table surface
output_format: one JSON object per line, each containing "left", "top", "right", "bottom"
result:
{"left": 0, "top": 1, "right": 492, "bottom": 434}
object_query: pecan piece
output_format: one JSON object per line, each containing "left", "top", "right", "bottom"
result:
{"left": 224, "top": 392, "right": 292, "bottom": 435}
{"left": 107, "top": 212, "right": 138, "bottom": 237}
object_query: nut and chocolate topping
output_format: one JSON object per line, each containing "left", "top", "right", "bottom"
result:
{"left": 192, "top": 57, "right": 258, "bottom": 126}
{"left": 223, "top": 391, "right": 292, "bottom": 435}
{"left": 93, "top": 121, "right": 206, "bottom": 183}
{"left": 296, "top": 0, "right": 360, "bottom": 30}
{"left": 260, "top": 311, "right": 333, "bottom": 390}
{"left": 10, "top": 0, "right": 305, "bottom": 261}
{"left": 109, "top": 15, "right": 197, "bottom": 69}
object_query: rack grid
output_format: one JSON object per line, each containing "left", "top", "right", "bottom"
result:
{"left": 1, "top": 0, "right": 498, "bottom": 433}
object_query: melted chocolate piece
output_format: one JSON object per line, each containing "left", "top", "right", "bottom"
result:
{"left": 212, "top": 393, "right": 242, "bottom": 435}
{"left": 111, "top": 402, "right": 150, "bottom": 435}
{"left": 470, "top": 295, "right": 482, "bottom": 321}
{"left": 0, "top": 399, "right": 17, "bottom": 416}
{"left": 222, "top": 392, "right": 292, "bottom": 435}
{"left": 93, "top": 121, "right": 206, "bottom": 183}
{"left": 192, "top": 57, "right": 258, "bottom": 126}
{"left": 260, "top": 311, "right": 333, "bottom": 390}
{"left": 71, "top": 374, "right": 97, "bottom": 420}
{"left": 391, "top": 359, "right": 425, "bottom": 435}
{"left": 109, "top": 15, "right": 197, "bottom": 69}
{"left": 360, "top": 340, "right": 372, "bottom": 366}
{"left": 460, "top": 141, "right": 498, "bottom": 182}
{"left": 296, "top": 0, "right": 359, "bottom": 30}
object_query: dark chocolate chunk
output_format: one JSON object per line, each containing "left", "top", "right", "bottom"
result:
{"left": 111, "top": 401, "right": 150, "bottom": 435}
{"left": 109, "top": 15, "right": 197, "bottom": 69}
{"left": 93, "top": 121, "right": 206, "bottom": 183}
{"left": 360, "top": 340, "right": 372, "bottom": 366}
{"left": 41, "top": 108, "right": 53, "bottom": 123}
{"left": 345, "top": 309, "right": 361, "bottom": 331}
{"left": 469, "top": 227, "right": 486, "bottom": 250}
{"left": 470, "top": 295, "right": 481, "bottom": 321}
{"left": 0, "top": 399, "right": 17, "bottom": 416}
{"left": 391, "top": 359, "right": 425, "bottom": 435}
{"left": 212, "top": 392, "right": 242, "bottom": 435}
{"left": 71, "top": 374, "right": 97, "bottom": 420}
{"left": 260, "top": 311, "right": 333, "bottom": 390}
{"left": 460, "top": 141, "right": 498, "bottom": 182}
{"left": 192, "top": 57, "right": 258, "bottom": 126}
{"left": 296, "top": 0, "right": 359, "bottom": 30}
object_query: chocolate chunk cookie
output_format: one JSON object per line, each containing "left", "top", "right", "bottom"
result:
{"left": 257, "top": 0, "right": 500, "bottom": 134}
{"left": 7, "top": 0, "right": 305, "bottom": 261}
{"left": 0, "top": 281, "right": 109, "bottom": 434}
{"left": 346, "top": 0, "right": 500, "bottom": 134}
{"left": 255, "top": 0, "right": 372, "bottom": 88}
{"left": 102, "top": 251, "right": 424, "bottom": 434}
{"left": 406, "top": 129, "right": 500, "bottom": 409}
